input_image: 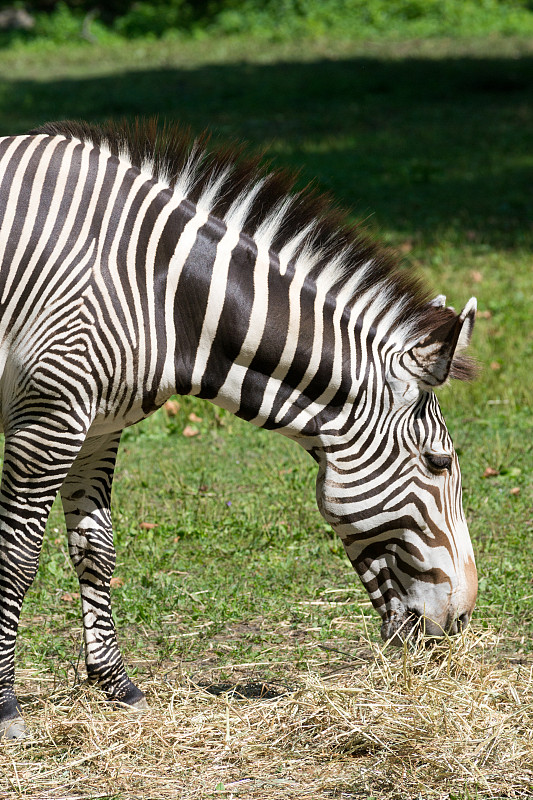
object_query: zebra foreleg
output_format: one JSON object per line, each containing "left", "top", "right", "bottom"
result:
{"left": 61, "top": 432, "right": 147, "bottom": 710}
{"left": 0, "top": 419, "right": 89, "bottom": 739}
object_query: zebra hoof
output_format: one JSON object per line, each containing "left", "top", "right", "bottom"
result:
{"left": 0, "top": 716, "right": 26, "bottom": 739}
{"left": 113, "top": 696, "right": 149, "bottom": 712}
{"left": 129, "top": 696, "right": 149, "bottom": 711}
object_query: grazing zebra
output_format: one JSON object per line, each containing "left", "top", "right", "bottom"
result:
{"left": 0, "top": 119, "right": 477, "bottom": 738}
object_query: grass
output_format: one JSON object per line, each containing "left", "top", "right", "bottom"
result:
{"left": 0, "top": 31, "right": 531, "bottom": 800}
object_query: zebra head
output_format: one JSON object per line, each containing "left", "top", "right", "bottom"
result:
{"left": 315, "top": 296, "right": 478, "bottom": 644}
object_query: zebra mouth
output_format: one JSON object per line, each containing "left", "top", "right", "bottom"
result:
{"left": 380, "top": 611, "right": 420, "bottom": 646}
{"left": 381, "top": 609, "right": 470, "bottom": 646}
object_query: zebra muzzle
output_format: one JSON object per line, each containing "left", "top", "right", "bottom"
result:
{"left": 381, "top": 607, "right": 471, "bottom": 646}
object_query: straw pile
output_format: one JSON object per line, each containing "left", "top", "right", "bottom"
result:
{"left": 1, "top": 627, "right": 532, "bottom": 799}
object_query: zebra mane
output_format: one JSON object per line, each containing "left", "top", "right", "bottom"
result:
{"left": 30, "top": 118, "right": 474, "bottom": 380}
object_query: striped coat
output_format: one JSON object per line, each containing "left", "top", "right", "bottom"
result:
{"left": 0, "top": 119, "right": 477, "bottom": 737}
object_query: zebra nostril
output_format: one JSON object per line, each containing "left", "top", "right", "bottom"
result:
{"left": 457, "top": 612, "right": 470, "bottom": 632}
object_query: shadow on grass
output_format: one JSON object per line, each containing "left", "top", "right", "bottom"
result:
{"left": 1, "top": 53, "right": 531, "bottom": 246}
{"left": 196, "top": 681, "right": 288, "bottom": 699}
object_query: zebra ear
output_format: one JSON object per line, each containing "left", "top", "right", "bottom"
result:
{"left": 403, "top": 298, "right": 477, "bottom": 388}
{"left": 429, "top": 294, "right": 447, "bottom": 309}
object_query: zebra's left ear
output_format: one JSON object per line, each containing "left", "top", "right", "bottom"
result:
{"left": 402, "top": 297, "right": 477, "bottom": 388}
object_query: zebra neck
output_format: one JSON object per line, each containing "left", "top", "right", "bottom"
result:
{"left": 166, "top": 212, "right": 352, "bottom": 437}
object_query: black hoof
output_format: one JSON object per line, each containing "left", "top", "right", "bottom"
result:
{"left": 108, "top": 680, "right": 148, "bottom": 709}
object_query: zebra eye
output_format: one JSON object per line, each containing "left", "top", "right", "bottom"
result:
{"left": 424, "top": 452, "right": 453, "bottom": 474}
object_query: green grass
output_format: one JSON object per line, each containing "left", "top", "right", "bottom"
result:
{"left": 1, "top": 35, "right": 532, "bottom": 251}
{"left": 24, "top": 400, "right": 361, "bottom": 685}
{"left": 1, "top": 31, "right": 530, "bottom": 660}
{"left": 0, "top": 31, "right": 531, "bottom": 799}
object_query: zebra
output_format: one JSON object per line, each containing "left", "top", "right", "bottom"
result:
{"left": 0, "top": 118, "right": 478, "bottom": 738}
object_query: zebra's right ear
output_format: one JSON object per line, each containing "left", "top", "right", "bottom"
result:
{"left": 401, "top": 298, "right": 477, "bottom": 388}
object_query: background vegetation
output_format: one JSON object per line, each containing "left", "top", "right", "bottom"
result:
{"left": 0, "top": 4, "right": 531, "bottom": 798}
{"left": 2, "top": 0, "right": 533, "bottom": 44}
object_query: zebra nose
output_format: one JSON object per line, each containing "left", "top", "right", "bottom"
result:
{"left": 405, "top": 608, "right": 471, "bottom": 638}
{"left": 404, "top": 608, "right": 446, "bottom": 638}
{"left": 456, "top": 611, "right": 471, "bottom": 632}
{"left": 444, "top": 610, "right": 471, "bottom": 636}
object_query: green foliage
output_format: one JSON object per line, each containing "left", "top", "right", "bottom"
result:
{"left": 114, "top": 0, "right": 193, "bottom": 38}
{"left": 4, "top": 0, "right": 533, "bottom": 44}
{"left": 0, "top": 2, "right": 116, "bottom": 47}
{"left": 210, "top": 0, "right": 533, "bottom": 39}
{"left": 33, "top": 1, "right": 88, "bottom": 42}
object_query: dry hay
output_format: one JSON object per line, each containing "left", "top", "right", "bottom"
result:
{"left": 1, "top": 627, "right": 532, "bottom": 799}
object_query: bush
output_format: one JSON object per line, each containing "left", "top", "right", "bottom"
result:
{"left": 32, "top": 1, "right": 85, "bottom": 42}
{"left": 5, "top": 0, "right": 533, "bottom": 43}
{"left": 114, "top": 0, "right": 194, "bottom": 38}
{"left": 208, "top": 0, "right": 533, "bottom": 39}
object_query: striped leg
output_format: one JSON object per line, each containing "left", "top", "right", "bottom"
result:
{"left": 0, "top": 418, "right": 88, "bottom": 739}
{"left": 60, "top": 433, "right": 146, "bottom": 709}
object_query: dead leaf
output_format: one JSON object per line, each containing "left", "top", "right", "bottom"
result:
{"left": 140, "top": 521, "right": 158, "bottom": 530}
{"left": 471, "top": 269, "right": 483, "bottom": 282}
{"left": 173, "top": 536, "right": 180, "bottom": 543}
{"left": 510, "top": 487, "right": 521, "bottom": 496}
{"left": 183, "top": 425, "right": 199, "bottom": 437}
{"left": 164, "top": 399, "right": 180, "bottom": 416}
{"left": 483, "top": 467, "right": 499, "bottom": 478}
{"left": 110, "top": 577, "right": 125, "bottom": 588}
{"left": 490, "top": 361, "right": 501, "bottom": 371}
{"left": 188, "top": 412, "right": 203, "bottom": 423}
{"left": 61, "top": 592, "right": 80, "bottom": 603}
{"left": 476, "top": 310, "right": 492, "bottom": 319}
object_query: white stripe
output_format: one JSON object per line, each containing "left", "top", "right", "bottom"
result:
{"left": 249, "top": 264, "right": 307, "bottom": 424}
{"left": 273, "top": 282, "right": 327, "bottom": 425}
{"left": 142, "top": 196, "right": 181, "bottom": 390}
{"left": 161, "top": 204, "right": 210, "bottom": 391}
{"left": 123, "top": 180, "right": 165, "bottom": 393}
{"left": 106, "top": 171, "right": 154, "bottom": 349}
{"left": 212, "top": 242, "right": 270, "bottom": 413}
{"left": 189, "top": 224, "right": 241, "bottom": 394}
{"left": 0, "top": 135, "right": 52, "bottom": 304}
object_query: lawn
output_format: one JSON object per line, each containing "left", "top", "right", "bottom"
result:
{"left": 0, "top": 32, "right": 531, "bottom": 800}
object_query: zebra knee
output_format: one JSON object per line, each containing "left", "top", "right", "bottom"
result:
{"left": 67, "top": 528, "right": 116, "bottom": 583}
